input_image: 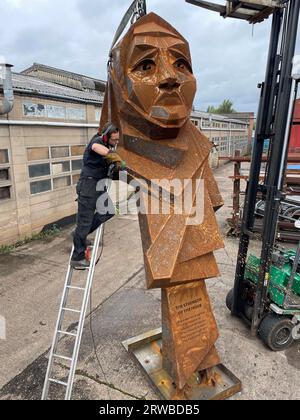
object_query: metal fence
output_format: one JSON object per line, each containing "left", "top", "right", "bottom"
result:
{"left": 213, "top": 137, "right": 250, "bottom": 158}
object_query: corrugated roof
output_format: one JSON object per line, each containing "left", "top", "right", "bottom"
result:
{"left": 0, "top": 66, "right": 248, "bottom": 122}
{"left": 0, "top": 72, "right": 104, "bottom": 105}
{"left": 191, "top": 110, "right": 249, "bottom": 125}
{"left": 21, "top": 63, "right": 106, "bottom": 85}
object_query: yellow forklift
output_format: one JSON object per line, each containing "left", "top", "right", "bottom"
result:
{"left": 186, "top": 1, "right": 300, "bottom": 351}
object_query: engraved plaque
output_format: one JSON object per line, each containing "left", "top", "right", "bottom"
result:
{"left": 162, "top": 281, "right": 219, "bottom": 389}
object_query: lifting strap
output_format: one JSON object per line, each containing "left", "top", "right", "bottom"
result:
{"left": 107, "top": 0, "right": 147, "bottom": 122}
{"left": 109, "top": 0, "right": 147, "bottom": 55}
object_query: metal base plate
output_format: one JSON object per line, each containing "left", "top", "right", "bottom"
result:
{"left": 123, "top": 329, "right": 242, "bottom": 401}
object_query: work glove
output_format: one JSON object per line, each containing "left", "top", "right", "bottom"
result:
{"left": 106, "top": 152, "right": 126, "bottom": 171}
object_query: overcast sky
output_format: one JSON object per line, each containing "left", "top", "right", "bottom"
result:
{"left": 1, "top": 0, "right": 300, "bottom": 112}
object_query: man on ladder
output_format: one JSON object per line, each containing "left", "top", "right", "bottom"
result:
{"left": 42, "top": 0, "right": 146, "bottom": 401}
{"left": 71, "top": 123, "right": 125, "bottom": 270}
{"left": 42, "top": 123, "right": 126, "bottom": 400}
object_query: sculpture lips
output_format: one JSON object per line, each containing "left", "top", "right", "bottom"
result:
{"left": 156, "top": 92, "right": 182, "bottom": 106}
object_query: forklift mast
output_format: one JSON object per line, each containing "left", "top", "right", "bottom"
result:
{"left": 186, "top": 0, "right": 300, "bottom": 335}
{"left": 233, "top": 1, "right": 299, "bottom": 336}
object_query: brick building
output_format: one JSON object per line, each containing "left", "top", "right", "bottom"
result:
{"left": 0, "top": 64, "right": 105, "bottom": 245}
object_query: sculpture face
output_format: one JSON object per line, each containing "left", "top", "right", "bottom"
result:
{"left": 127, "top": 35, "right": 196, "bottom": 127}
{"left": 112, "top": 14, "right": 197, "bottom": 130}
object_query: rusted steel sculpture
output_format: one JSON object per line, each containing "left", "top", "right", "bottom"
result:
{"left": 100, "top": 12, "right": 224, "bottom": 394}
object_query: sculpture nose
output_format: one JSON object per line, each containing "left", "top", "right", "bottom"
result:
{"left": 158, "top": 55, "right": 180, "bottom": 90}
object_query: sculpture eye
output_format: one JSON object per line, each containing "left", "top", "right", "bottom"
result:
{"left": 174, "top": 58, "right": 192, "bottom": 73}
{"left": 134, "top": 59, "right": 156, "bottom": 73}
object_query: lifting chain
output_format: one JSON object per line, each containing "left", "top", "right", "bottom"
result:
{"left": 108, "top": 0, "right": 147, "bottom": 122}
{"left": 131, "top": 0, "right": 147, "bottom": 24}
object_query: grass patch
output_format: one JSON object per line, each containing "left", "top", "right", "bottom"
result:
{"left": 0, "top": 225, "right": 62, "bottom": 255}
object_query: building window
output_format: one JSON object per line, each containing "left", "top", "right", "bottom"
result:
{"left": 29, "top": 163, "right": 51, "bottom": 179}
{"left": 71, "top": 145, "right": 86, "bottom": 156}
{"left": 0, "top": 169, "right": 9, "bottom": 181}
{"left": 0, "top": 186, "right": 11, "bottom": 200}
{"left": 0, "top": 149, "right": 12, "bottom": 201}
{"left": 27, "top": 145, "right": 85, "bottom": 195}
{"left": 0, "top": 149, "right": 9, "bottom": 164}
{"left": 202, "top": 120, "right": 211, "bottom": 128}
{"left": 52, "top": 161, "right": 71, "bottom": 175}
{"left": 53, "top": 176, "right": 71, "bottom": 190}
{"left": 51, "top": 146, "right": 70, "bottom": 159}
{"left": 95, "top": 109, "right": 101, "bottom": 122}
{"left": 30, "top": 179, "right": 52, "bottom": 195}
{"left": 72, "top": 160, "right": 83, "bottom": 171}
{"left": 27, "top": 147, "right": 49, "bottom": 161}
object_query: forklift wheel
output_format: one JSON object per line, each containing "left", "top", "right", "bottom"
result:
{"left": 226, "top": 289, "right": 234, "bottom": 311}
{"left": 259, "top": 314, "right": 294, "bottom": 352}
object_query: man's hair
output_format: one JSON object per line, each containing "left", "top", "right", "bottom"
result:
{"left": 101, "top": 122, "right": 119, "bottom": 139}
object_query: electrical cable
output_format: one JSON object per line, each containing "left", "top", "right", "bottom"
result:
{"left": 88, "top": 223, "right": 113, "bottom": 399}
{"left": 87, "top": 166, "right": 117, "bottom": 398}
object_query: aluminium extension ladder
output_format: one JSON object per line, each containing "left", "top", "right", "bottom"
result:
{"left": 42, "top": 178, "right": 111, "bottom": 401}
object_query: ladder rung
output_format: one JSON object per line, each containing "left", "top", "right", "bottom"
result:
{"left": 53, "top": 354, "right": 73, "bottom": 362}
{"left": 70, "top": 266, "right": 90, "bottom": 272}
{"left": 67, "top": 286, "right": 85, "bottom": 291}
{"left": 57, "top": 330, "right": 77, "bottom": 337}
{"left": 49, "top": 379, "right": 68, "bottom": 387}
{"left": 62, "top": 308, "right": 81, "bottom": 314}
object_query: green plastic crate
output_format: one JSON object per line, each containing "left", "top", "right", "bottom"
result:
{"left": 244, "top": 252, "right": 300, "bottom": 308}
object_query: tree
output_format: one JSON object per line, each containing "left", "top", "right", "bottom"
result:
{"left": 218, "top": 99, "right": 236, "bottom": 114}
{"left": 206, "top": 99, "right": 236, "bottom": 115}
{"left": 207, "top": 105, "right": 217, "bottom": 114}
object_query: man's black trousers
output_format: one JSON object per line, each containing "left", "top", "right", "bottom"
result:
{"left": 72, "top": 177, "right": 115, "bottom": 261}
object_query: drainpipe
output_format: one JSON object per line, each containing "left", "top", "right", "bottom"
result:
{"left": 0, "top": 64, "right": 14, "bottom": 115}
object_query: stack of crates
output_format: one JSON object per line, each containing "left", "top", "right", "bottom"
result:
{"left": 245, "top": 252, "right": 300, "bottom": 307}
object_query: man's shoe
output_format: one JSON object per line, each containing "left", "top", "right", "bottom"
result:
{"left": 70, "top": 259, "right": 90, "bottom": 270}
